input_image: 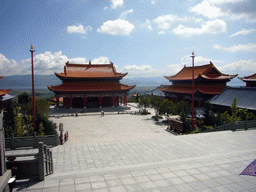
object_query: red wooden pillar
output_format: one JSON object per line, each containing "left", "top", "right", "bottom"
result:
{"left": 120, "top": 96, "right": 123, "bottom": 105}
{"left": 99, "top": 97, "right": 102, "bottom": 108}
{"left": 124, "top": 96, "right": 127, "bottom": 106}
{"left": 56, "top": 97, "right": 59, "bottom": 109}
{"left": 70, "top": 97, "right": 73, "bottom": 108}
{"left": 84, "top": 97, "right": 86, "bottom": 108}
{"left": 112, "top": 96, "right": 115, "bottom": 107}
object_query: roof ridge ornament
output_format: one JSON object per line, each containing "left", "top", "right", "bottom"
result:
{"left": 110, "top": 62, "right": 116, "bottom": 75}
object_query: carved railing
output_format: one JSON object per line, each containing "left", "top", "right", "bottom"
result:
{"left": 5, "top": 132, "right": 59, "bottom": 150}
{"left": 5, "top": 142, "right": 53, "bottom": 181}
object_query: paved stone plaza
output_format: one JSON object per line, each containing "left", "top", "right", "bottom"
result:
{"left": 13, "top": 104, "right": 256, "bottom": 191}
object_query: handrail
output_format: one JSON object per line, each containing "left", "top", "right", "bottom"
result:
{"left": 5, "top": 142, "right": 53, "bottom": 181}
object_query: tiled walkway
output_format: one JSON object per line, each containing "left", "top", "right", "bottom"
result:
{"left": 13, "top": 104, "right": 256, "bottom": 191}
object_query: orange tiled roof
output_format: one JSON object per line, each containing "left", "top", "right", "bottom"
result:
{"left": 55, "top": 62, "right": 127, "bottom": 79}
{"left": 48, "top": 83, "right": 135, "bottom": 92}
{"left": 0, "top": 89, "right": 12, "bottom": 97}
{"left": 158, "top": 85, "right": 226, "bottom": 95}
{"left": 165, "top": 62, "right": 237, "bottom": 81}
{"left": 238, "top": 73, "right": 256, "bottom": 81}
{"left": 0, "top": 76, "right": 3, "bottom": 80}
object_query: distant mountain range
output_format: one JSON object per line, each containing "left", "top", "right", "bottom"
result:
{"left": 0, "top": 74, "right": 244, "bottom": 90}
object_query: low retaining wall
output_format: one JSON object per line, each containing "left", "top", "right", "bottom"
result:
{"left": 168, "top": 119, "right": 183, "bottom": 134}
{"left": 212, "top": 120, "right": 256, "bottom": 132}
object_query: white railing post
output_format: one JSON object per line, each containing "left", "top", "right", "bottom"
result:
{"left": 38, "top": 142, "right": 45, "bottom": 181}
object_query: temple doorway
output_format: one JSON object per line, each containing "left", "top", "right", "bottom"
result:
{"left": 87, "top": 97, "right": 99, "bottom": 108}
{"left": 102, "top": 97, "right": 112, "bottom": 107}
{"left": 72, "top": 97, "right": 84, "bottom": 108}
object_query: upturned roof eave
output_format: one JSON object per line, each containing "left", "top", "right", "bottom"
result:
{"left": 47, "top": 83, "right": 135, "bottom": 92}
{"left": 0, "top": 89, "right": 12, "bottom": 96}
{"left": 54, "top": 72, "right": 127, "bottom": 79}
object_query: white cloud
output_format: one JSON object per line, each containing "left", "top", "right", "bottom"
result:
{"left": 0, "top": 53, "right": 19, "bottom": 76}
{"left": 214, "top": 43, "right": 256, "bottom": 52}
{"left": 172, "top": 19, "right": 226, "bottom": 37}
{"left": 207, "top": 0, "right": 245, "bottom": 5}
{"left": 21, "top": 51, "right": 70, "bottom": 75}
{"left": 166, "top": 54, "right": 224, "bottom": 75}
{"left": 151, "top": 0, "right": 157, "bottom": 4}
{"left": 97, "top": 19, "right": 135, "bottom": 35}
{"left": 219, "top": 59, "right": 256, "bottom": 75}
{"left": 104, "top": 6, "right": 108, "bottom": 11}
{"left": 230, "top": 28, "right": 256, "bottom": 37}
{"left": 181, "top": 55, "right": 224, "bottom": 65}
{"left": 122, "top": 64, "right": 164, "bottom": 77}
{"left": 67, "top": 24, "right": 92, "bottom": 34}
{"left": 91, "top": 56, "right": 110, "bottom": 64}
{"left": 69, "top": 57, "right": 87, "bottom": 64}
{"left": 0, "top": 52, "right": 112, "bottom": 76}
{"left": 153, "top": 14, "right": 203, "bottom": 30}
{"left": 190, "top": 0, "right": 256, "bottom": 22}
{"left": 153, "top": 14, "right": 179, "bottom": 30}
{"left": 111, "top": 0, "right": 124, "bottom": 9}
{"left": 189, "top": 1, "right": 226, "bottom": 19}
{"left": 141, "top": 19, "right": 152, "bottom": 31}
{"left": 158, "top": 31, "right": 165, "bottom": 35}
{"left": 119, "top": 9, "right": 133, "bottom": 20}
{"left": 124, "top": 65, "right": 152, "bottom": 71}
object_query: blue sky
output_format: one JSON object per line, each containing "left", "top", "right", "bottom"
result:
{"left": 0, "top": 0, "right": 255, "bottom": 79}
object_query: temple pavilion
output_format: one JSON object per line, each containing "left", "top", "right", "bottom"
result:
{"left": 0, "top": 76, "right": 12, "bottom": 111}
{"left": 159, "top": 62, "right": 237, "bottom": 107}
{"left": 238, "top": 73, "right": 256, "bottom": 87}
{"left": 48, "top": 61, "right": 135, "bottom": 109}
{"left": 208, "top": 72, "right": 256, "bottom": 112}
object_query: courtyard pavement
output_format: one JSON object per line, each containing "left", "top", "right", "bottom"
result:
{"left": 12, "top": 103, "right": 256, "bottom": 191}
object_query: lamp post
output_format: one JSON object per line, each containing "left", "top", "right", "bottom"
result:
{"left": 191, "top": 52, "right": 195, "bottom": 130}
{"left": 30, "top": 45, "right": 36, "bottom": 131}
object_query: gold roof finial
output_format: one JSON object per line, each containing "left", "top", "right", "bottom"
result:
{"left": 192, "top": 51, "right": 194, "bottom": 55}
{"left": 31, "top": 45, "right": 34, "bottom": 50}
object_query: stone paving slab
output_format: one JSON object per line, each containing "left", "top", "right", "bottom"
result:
{"left": 11, "top": 104, "right": 256, "bottom": 191}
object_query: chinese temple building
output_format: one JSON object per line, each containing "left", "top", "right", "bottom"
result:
{"left": 208, "top": 72, "right": 256, "bottom": 112}
{"left": 238, "top": 73, "right": 256, "bottom": 87}
{"left": 0, "top": 76, "right": 12, "bottom": 111}
{"left": 159, "top": 62, "right": 237, "bottom": 107}
{"left": 48, "top": 61, "right": 135, "bottom": 109}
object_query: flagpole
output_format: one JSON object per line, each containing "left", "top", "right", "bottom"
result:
{"left": 30, "top": 45, "right": 36, "bottom": 131}
{"left": 191, "top": 52, "right": 195, "bottom": 130}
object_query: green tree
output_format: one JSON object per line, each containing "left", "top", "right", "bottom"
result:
{"left": 18, "top": 94, "right": 55, "bottom": 135}
{"left": 38, "top": 122, "right": 45, "bottom": 136}
{"left": 180, "top": 111, "right": 191, "bottom": 133}
{"left": 138, "top": 97, "right": 150, "bottom": 113}
{"left": 220, "top": 111, "right": 230, "bottom": 124}
{"left": 14, "top": 106, "right": 24, "bottom": 137}
{"left": 238, "top": 109, "right": 255, "bottom": 121}
{"left": 18, "top": 92, "right": 31, "bottom": 105}
{"left": 3, "top": 103, "right": 16, "bottom": 138}
{"left": 149, "top": 96, "right": 164, "bottom": 116}
{"left": 23, "top": 115, "right": 33, "bottom": 136}
{"left": 230, "top": 97, "right": 240, "bottom": 123}
{"left": 158, "top": 99, "right": 172, "bottom": 118}
{"left": 176, "top": 100, "right": 190, "bottom": 116}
